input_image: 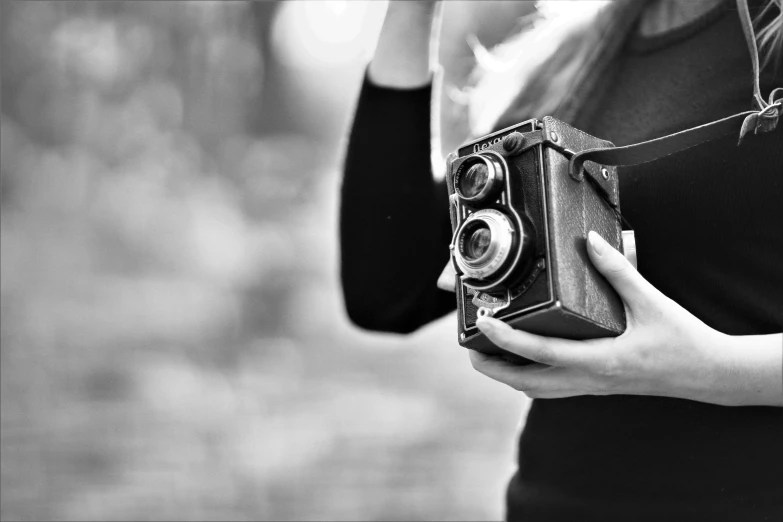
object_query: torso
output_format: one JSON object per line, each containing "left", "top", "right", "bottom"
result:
{"left": 638, "top": 0, "right": 726, "bottom": 38}
{"left": 507, "top": 3, "right": 783, "bottom": 520}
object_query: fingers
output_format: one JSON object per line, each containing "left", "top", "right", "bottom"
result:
{"left": 475, "top": 316, "right": 612, "bottom": 371}
{"left": 469, "top": 350, "right": 553, "bottom": 390}
{"left": 468, "top": 351, "right": 594, "bottom": 398}
{"left": 587, "top": 231, "right": 660, "bottom": 313}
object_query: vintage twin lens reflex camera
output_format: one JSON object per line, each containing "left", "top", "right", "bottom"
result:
{"left": 445, "top": 116, "right": 626, "bottom": 363}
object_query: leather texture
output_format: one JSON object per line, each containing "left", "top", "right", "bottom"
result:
{"left": 569, "top": 109, "right": 760, "bottom": 176}
{"left": 541, "top": 117, "right": 626, "bottom": 334}
{"left": 475, "top": 127, "right": 623, "bottom": 208}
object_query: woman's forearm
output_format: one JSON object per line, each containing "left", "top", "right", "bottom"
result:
{"left": 340, "top": 78, "right": 455, "bottom": 333}
{"left": 712, "top": 333, "right": 783, "bottom": 407}
{"left": 368, "top": 1, "right": 443, "bottom": 88}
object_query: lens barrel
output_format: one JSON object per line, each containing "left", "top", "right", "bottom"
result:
{"left": 460, "top": 164, "right": 489, "bottom": 199}
{"left": 453, "top": 209, "right": 516, "bottom": 281}
{"left": 464, "top": 225, "right": 492, "bottom": 261}
{"left": 454, "top": 153, "right": 505, "bottom": 203}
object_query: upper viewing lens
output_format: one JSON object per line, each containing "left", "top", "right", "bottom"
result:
{"left": 459, "top": 163, "right": 489, "bottom": 199}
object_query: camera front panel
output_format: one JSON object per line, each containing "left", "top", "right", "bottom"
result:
{"left": 447, "top": 120, "right": 555, "bottom": 342}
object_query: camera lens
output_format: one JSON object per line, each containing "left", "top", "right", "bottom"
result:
{"left": 460, "top": 164, "right": 489, "bottom": 199}
{"left": 452, "top": 208, "right": 536, "bottom": 292}
{"left": 465, "top": 225, "right": 491, "bottom": 261}
{"left": 453, "top": 209, "right": 516, "bottom": 281}
{"left": 455, "top": 154, "right": 505, "bottom": 203}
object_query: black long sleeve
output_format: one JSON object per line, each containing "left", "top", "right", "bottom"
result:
{"left": 340, "top": 77, "right": 455, "bottom": 333}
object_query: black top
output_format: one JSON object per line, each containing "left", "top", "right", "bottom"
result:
{"left": 340, "top": 3, "right": 783, "bottom": 521}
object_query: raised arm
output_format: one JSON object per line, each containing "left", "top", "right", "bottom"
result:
{"left": 340, "top": 1, "right": 455, "bottom": 333}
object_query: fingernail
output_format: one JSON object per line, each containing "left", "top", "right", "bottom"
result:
{"left": 588, "top": 231, "right": 606, "bottom": 256}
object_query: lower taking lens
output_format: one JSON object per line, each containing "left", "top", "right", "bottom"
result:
{"left": 465, "top": 226, "right": 491, "bottom": 261}
{"left": 452, "top": 209, "right": 516, "bottom": 283}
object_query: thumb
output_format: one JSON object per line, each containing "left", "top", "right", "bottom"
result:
{"left": 587, "top": 231, "right": 657, "bottom": 310}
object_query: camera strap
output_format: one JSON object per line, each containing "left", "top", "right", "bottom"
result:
{"left": 567, "top": 0, "right": 782, "bottom": 182}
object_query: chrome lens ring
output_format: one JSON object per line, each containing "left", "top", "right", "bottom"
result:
{"left": 453, "top": 209, "right": 515, "bottom": 280}
{"left": 454, "top": 152, "right": 505, "bottom": 203}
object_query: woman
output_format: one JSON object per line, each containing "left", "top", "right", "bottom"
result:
{"left": 341, "top": 0, "right": 783, "bottom": 520}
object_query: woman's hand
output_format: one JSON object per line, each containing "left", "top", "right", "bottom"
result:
{"left": 470, "top": 231, "right": 783, "bottom": 407}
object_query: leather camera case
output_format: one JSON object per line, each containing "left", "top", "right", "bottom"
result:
{"left": 445, "top": 116, "right": 626, "bottom": 363}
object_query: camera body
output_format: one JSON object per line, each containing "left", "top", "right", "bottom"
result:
{"left": 445, "top": 116, "right": 625, "bottom": 362}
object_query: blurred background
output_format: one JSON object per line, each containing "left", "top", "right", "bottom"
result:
{"left": 1, "top": 2, "right": 538, "bottom": 520}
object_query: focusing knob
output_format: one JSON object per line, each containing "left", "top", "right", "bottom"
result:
{"left": 502, "top": 132, "right": 526, "bottom": 156}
